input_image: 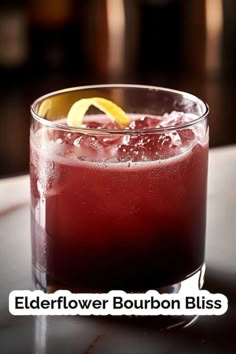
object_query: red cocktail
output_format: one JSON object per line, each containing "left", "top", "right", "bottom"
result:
{"left": 30, "top": 85, "right": 209, "bottom": 294}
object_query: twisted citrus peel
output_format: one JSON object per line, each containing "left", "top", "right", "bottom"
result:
{"left": 67, "top": 97, "right": 130, "bottom": 127}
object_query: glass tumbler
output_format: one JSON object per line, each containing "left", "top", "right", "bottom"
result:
{"left": 30, "top": 85, "right": 209, "bottom": 299}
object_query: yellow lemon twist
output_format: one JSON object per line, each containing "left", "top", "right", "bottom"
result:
{"left": 67, "top": 97, "right": 130, "bottom": 127}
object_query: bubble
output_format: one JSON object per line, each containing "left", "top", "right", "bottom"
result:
{"left": 73, "top": 137, "right": 82, "bottom": 147}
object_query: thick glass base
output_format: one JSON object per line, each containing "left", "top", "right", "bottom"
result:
{"left": 103, "top": 264, "right": 205, "bottom": 330}
{"left": 33, "top": 264, "right": 205, "bottom": 330}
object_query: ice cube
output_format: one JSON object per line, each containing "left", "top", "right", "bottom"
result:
{"left": 161, "top": 111, "right": 185, "bottom": 127}
{"left": 74, "top": 135, "right": 103, "bottom": 150}
{"left": 178, "top": 128, "right": 195, "bottom": 145}
{"left": 129, "top": 116, "right": 162, "bottom": 130}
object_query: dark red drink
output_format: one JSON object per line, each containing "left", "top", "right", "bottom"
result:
{"left": 30, "top": 106, "right": 208, "bottom": 293}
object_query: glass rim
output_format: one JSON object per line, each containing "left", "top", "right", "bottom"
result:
{"left": 30, "top": 84, "right": 209, "bottom": 135}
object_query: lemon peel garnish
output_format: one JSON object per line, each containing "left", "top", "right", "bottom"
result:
{"left": 67, "top": 97, "right": 130, "bottom": 127}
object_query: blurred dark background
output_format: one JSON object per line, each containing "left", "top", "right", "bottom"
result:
{"left": 0, "top": 0, "right": 235, "bottom": 177}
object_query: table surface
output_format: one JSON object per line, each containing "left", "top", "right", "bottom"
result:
{"left": 0, "top": 146, "right": 236, "bottom": 354}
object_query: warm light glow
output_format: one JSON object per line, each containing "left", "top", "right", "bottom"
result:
{"left": 106, "top": 0, "right": 125, "bottom": 77}
{"left": 205, "top": 0, "right": 223, "bottom": 74}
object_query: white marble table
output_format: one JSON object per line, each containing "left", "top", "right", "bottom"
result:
{"left": 0, "top": 146, "right": 236, "bottom": 354}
